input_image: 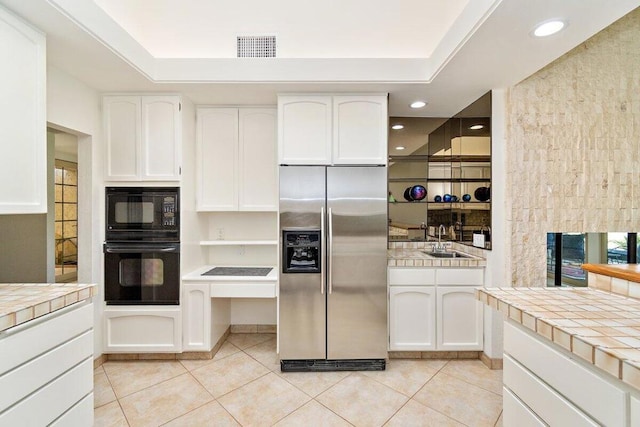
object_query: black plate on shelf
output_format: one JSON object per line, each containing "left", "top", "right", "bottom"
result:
{"left": 202, "top": 267, "right": 273, "bottom": 277}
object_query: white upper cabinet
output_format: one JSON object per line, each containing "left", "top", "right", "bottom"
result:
{"left": 197, "top": 107, "right": 277, "bottom": 211}
{"left": 238, "top": 109, "right": 278, "bottom": 211}
{"left": 0, "top": 7, "right": 46, "bottom": 214}
{"left": 278, "top": 94, "right": 387, "bottom": 165}
{"left": 141, "top": 97, "right": 182, "bottom": 180}
{"left": 104, "top": 95, "right": 181, "bottom": 181}
{"left": 332, "top": 95, "right": 388, "bottom": 165}
{"left": 278, "top": 96, "right": 332, "bottom": 165}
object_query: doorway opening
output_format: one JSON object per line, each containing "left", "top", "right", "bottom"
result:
{"left": 50, "top": 129, "right": 79, "bottom": 283}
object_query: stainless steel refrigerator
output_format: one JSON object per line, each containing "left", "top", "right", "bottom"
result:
{"left": 279, "top": 166, "right": 387, "bottom": 371}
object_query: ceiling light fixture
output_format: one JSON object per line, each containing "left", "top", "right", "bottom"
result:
{"left": 391, "top": 124, "right": 404, "bottom": 130}
{"left": 395, "top": 146, "right": 405, "bottom": 150}
{"left": 533, "top": 20, "right": 566, "bottom": 37}
{"left": 410, "top": 101, "right": 427, "bottom": 109}
{"left": 469, "top": 124, "right": 484, "bottom": 130}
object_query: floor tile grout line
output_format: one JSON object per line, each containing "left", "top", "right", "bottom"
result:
{"left": 405, "top": 360, "right": 496, "bottom": 427}
{"left": 438, "top": 364, "right": 503, "bottom": 397}
{"left": 493, "top": 409, "right": 503, "bottom": 427}
{"left": 310, "top": 396, "right": 357, "bottom": 426}
{"left": 97, "top": 365, "right": 132, "bottom": 426}
{"left": 102, "top": 360, "right": 190, "bottom": 400}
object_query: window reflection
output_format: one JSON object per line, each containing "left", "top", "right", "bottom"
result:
{"left": 547, "top": 232, "right": 638, "bottom": 287}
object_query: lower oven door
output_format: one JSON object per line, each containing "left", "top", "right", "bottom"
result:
{"left": 104, "top": 242, "right": 180, "bottom": 305}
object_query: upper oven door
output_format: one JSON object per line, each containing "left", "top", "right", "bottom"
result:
{"left": 106, "top": 187, "right": 179, "bottom": 241}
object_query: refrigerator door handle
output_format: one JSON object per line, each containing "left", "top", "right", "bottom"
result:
{"left": 328, "top": 207, "right": 333, "bottom": 294}
{"left": 320, "top": 206, "right": 325, "bottom": 295}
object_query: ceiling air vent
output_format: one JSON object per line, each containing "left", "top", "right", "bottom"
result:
{"left": 237, "top": 35, "right": 276, "bottom": 58}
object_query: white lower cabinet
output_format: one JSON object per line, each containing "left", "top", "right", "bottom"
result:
{"left": 436, "top": 286, "right": 483, "bottom": 351}
{"left": 389, "top": 286, "right": 435, "bottom": 351}
{"left": 183, "top": 283, "right": 211, "bottom": 351}
{"left": 388, "top": 267, "right": 484, "bottom": 351}
{"left": 503, "top": 320, "right": 637, "bottom": 427}
{"left": 0, "top": 302, "right": 93, "bottom": 425}
{"left": 104, "top": 306, "right": 182, "bottom": 353}
{"left": 503, "top": 387, "right": 546, "bottom": 427}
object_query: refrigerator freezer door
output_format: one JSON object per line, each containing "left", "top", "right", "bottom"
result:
{"left": 279, "top": 166, "right": 326, "bottom": 359}
{"left": 326, "top": 166, "right": 388, "bottom": 359}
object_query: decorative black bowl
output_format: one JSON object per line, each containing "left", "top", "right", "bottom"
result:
{"left": 474, "top": 187, "right": 491, "bottom": 202}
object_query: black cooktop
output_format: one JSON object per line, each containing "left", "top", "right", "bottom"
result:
{"left": 202, "top": 267, "right": 273, "bottom": 277}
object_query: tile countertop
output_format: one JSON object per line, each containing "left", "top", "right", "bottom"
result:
{"left": 182, "top": 266, "right": 278, "bottom": 282}
{"left": 477, "top": 286, "right": 640, "bottom": 391}
{"left": 387, "top": 241, "right": 487, "bottom": 267}
{"left": 0, "top": 283, "right": 95, "bottom": 333}
{"left": 583, "top": 263, "right": 640, "bottom": 284}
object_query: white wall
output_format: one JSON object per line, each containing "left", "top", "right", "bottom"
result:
{"left": 47, "top": 64, "right": 104, "bottom": 358}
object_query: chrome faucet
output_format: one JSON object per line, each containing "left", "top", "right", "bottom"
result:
{"left": 433, "top": 224, "right": 447, "bottom": 252}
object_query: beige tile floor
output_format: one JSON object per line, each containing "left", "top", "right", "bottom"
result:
{"left": 94, "top": 333, "right": 503, "bottom": 427}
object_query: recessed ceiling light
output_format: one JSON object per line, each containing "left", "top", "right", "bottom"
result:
{"left": 391, "top": 124, "right": 404, "bottom": 130}
{"left": 395, "top": 146, "right": 405, "bottom": 150}
{"left": 533, "top": 20, "right": 566, "bottom": 37}
{"left": 410, "top": 101, "right": 427, "bottom": 109}
{"left": 469, "top": 124, "right": 484, "bottom": 130}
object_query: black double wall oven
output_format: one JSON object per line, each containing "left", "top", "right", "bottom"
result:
{"left": 104, "top": 187, "right": 180, "bottom": 305}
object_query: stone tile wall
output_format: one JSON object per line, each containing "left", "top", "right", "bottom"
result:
{"left": 506, "top": 8, "right": 640, "bottom": 286}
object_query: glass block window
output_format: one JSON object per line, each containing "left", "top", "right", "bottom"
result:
{"left": 55, "top": 160, "right": 78, "bottom": 282}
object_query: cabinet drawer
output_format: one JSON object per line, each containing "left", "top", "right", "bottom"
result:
{"left": 435, "top": 268, "right": 483, "bottom": 285}
{"left": 0, "top": 330, "right": 92, "bottom": 410}
{"left": 388, "top": 267, "right": 436, "bottom": 285}
{"left": 504, "top": 354, "right": 598, "bottom": 426}
{"left": 0, "top": 302, "right": 93, "bottom": 375}
{"left": 0, "top": 357, "right": 92, "bottom": 426}
{"left": 210, "top": 282, "right": 276, "bottom": 298}
{"left": 504, "top": 321, "right": 626, "bottom": 426}
{"left": 503, "top": 387, "right": 546, "bottom": 427}
{"left": 49, "top": 393, "right": 93, "bottom": 427}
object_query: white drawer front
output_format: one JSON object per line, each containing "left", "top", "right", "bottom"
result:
{"left": 0, "top": 302, "right": 93, "bottom": 375}
{"left": 388, "top": 267, "right": 436, "bottom": 285}
{"left": 504, "top": 354, "right": 598, "bottom": 426}
{"left": 210, "top": 282, "right": 276, "bottom": 298}
{"left": 0, "top": 330, "right": 92, "bottom": 410}
{"left": 0, "top": 357, "right": 92, "bottom": 426}
{"left": 104, "top": 308, "right": 182, "bottom": 352}
{"left": 503, "top": 387, "right": 547, "bottom": 427}
{"left": 436, "top": 268, "right": 483, "bottom": 285}
{"left": 49, "top": 393, "right": 93, "bottom": 427}
{"left": 504, "top": 321, "right": 627, "bottom": 427}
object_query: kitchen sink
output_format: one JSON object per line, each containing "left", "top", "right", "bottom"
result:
{"left": 422, "top": 251, "right": 471, "bottom": 258}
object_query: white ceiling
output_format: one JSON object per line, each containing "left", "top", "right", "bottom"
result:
{"left": 93, "top": 0, "right": 470, "bottom": 59}
{"left": 0, "top": 0, "right": 638, "bottom": 117}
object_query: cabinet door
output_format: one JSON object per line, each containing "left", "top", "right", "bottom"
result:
{"left": 0, "top": 8, "right": 46, "bottom": 213}
{"left": 104, "top": 96, "right": 141, "bottom": 181}
{"left": 141, "top": 96, "right": 181, "bottom": 180}
{"left": 239, "top": 108, "right": 277, "bottom": 211}
{"left": 389, "top": 286, "right": 435, "bottom": 351}
{"left": 183, "top": 283, "right": 211, "bottom": 351}
{"left": 436, "top": 286, "right": 483, "bottom": 350}
{"left": 196, "top": 108, "right": 239, "bottom": 211}
{"left": 278, "top": 96, "right": 332, "bottom": 165}
{"left": 332, "top": 95, "right": 387, "bottom": 165}
{"left": 103, "top": 307, "right": 182, "bottom": 352}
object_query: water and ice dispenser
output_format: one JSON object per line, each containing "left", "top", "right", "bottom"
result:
{"left": 282, "top": 230, "right": 321, "bottom": 273}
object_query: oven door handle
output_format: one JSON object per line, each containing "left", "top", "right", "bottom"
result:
{"left": 104, "top": 246, "right": 179, "bottom": 254}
